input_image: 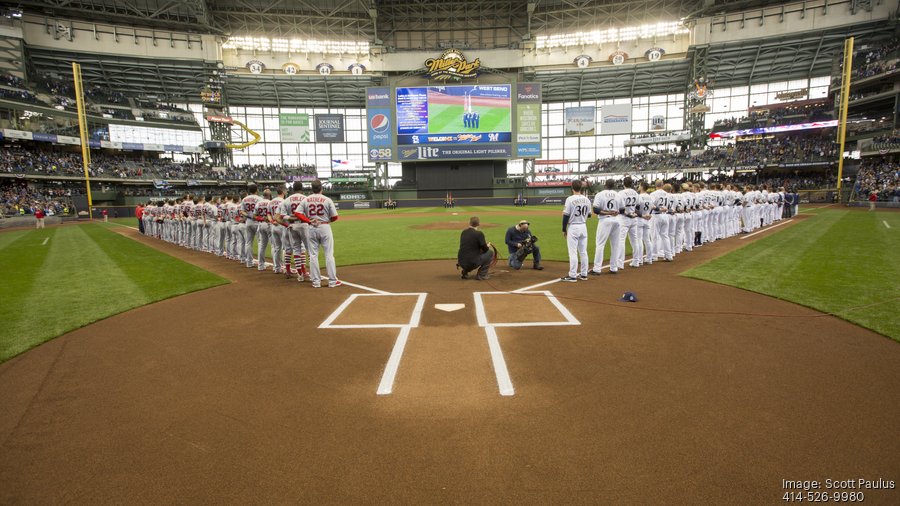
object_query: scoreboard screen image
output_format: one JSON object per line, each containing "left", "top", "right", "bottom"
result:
{"left": 366, "top": 83, "right": 541, "bottom": 162}
{"left": 396, "top": 85, "right": 512, "bottom": 146}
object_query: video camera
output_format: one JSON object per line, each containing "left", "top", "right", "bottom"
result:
{"left": 515, "top": 235, "right": 538, "bottom": 262}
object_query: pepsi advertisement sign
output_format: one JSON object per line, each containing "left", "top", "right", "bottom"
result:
{"left": 367, "top": 109, "right": 392, "bottom": 147}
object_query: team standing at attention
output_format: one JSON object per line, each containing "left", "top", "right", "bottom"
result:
{"left": 141, "top": 176, "right": 786, "bottom": 287}
{"left": 139, "top": 180, "right": 341, "bottom": 288}
{"left": 561, "top": 177, "right": 787, "bottom": 281}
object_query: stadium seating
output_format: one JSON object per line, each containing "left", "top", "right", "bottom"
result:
{"left": 854, "top": 155, "right": 899, "bottom": 202}
{"left": 0, "top": 180, "right": 74, "bottom": 216}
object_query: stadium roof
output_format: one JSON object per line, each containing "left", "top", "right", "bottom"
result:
{"left": 7, "top": 0, "right": 797, "bottom": 44}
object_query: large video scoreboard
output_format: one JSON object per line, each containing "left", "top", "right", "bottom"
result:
{"left": 366, "top": 83, "right": 542, "bottom": 162}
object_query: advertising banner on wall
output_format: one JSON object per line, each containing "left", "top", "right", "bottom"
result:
{"left": 279, "top": 113, "right": 310, "bottom": 142}
{"left": 565, "top": 106, "right": 596, "bottom": 136}
{"left": 366, "top": 87, "right": 394, "bottom": 162}
{"left": 600, "top": 104, "right": 632, "bottom": 134}
{"left": 315, "top": 114, "right": 345, "bottom": 142}
{"left": 516, "top": 83, "right": 542, "bottom": 158}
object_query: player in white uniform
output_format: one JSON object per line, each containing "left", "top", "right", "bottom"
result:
{"left": 254, "top": 190, "right": 272, "bottom": 271}
{"left": 616, "top": 177, "right": 641, "bottom": 269}
{"left": 589, "top": 179, "right": 621, "bottom": 275}
{"left": 561, "top": 179, "right": 592, "bottom": 281}
{"left": 671, "top": 185, "right": 686, "bottom": 254}
{"left": 680, "top": 184, "right": 694, "bottom": 253}
{"left": 296, "top": 180, "right": 340, "bottom": 288}
{"left": 240, "top": 185, "right": 263, "bottom": 268}
{"left": 268, "top": 188, "right": 286, "bottom": 274}
{"left": 649, "top": 181, "right": 672, "bottom": 261}
{"left": 637, "top": 181, "right": 654, "bottom": 265}
{"left": 741, "top": 185, "right": 754, "bottom": 233}
{"left": 276, "top": 182, "right": 309, "bottom": 281}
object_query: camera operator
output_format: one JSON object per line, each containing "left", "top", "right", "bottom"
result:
{"left": 505, "top": 220, "right": 543, "bottom": 270}
{"left": 457, "top": 216, "right": 495, "bottom": 280}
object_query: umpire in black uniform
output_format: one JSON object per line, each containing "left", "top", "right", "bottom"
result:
{"left": 457, "top": 216, "right": 494, "bottom": 280}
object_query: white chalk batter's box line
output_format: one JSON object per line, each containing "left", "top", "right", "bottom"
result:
{"left": 319, "top": 293, "right": 427, "bottom": 329}
{"left": 473, "top": 291, "right": 581, "bottom": 327}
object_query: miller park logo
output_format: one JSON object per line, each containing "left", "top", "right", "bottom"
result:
{"left": 424, "top": 49, "right": 480, "bottom": 81}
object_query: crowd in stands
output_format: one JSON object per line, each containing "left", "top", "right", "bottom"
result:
{"left": 855, "top": 156, "right": 899, "bottom": 202}
{"left": 872, "top": 133, "right": 900, "bottom": 145}
{"left": 0, "top": 72, "right": 196, "bottom": 125}
{"left": 86, "top": 86, "right": 127, "bottom": 105}
{"left": 0, "top": 73, "right": 25, "bottom": 88}
{"left": 0, "top": 181, "right": 73, "bottom": 216}
{"left": 854, "top": 38, "right": 898, "bottom": 80}
{"left": 584, "top": 134, "right": 838, "bottom": 174}
{"left": 707, "top": 172, "right": 836, "bottom": 192}
{"left": 712, "top": 102, "right": 833, "bottom": 131}
{"left": 0, "top": 86, "right": 39, "bottom": 105}
{"left": 0, "top": 146, "right": 322, "bottom": 181}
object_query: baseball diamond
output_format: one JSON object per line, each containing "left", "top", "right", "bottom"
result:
{"left": 1, "top": 0, "right": 899, "bottom": 503}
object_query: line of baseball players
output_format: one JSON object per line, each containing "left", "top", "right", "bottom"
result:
{"left": 561, "top": 177, "right": 786, "bottom": 281}
{"left": 139, "top": 180, "right": 342, "bottom": 288}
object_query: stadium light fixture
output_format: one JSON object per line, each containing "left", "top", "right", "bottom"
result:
{"left": 223, "top": 36, "right": 369, "bottom": 55}
{"left": 535, "top": 21, "right": 688, "bottom": 49}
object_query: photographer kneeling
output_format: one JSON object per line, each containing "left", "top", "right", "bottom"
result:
{"left": 505, "top": 220, "right": 543, "bottom": 270}
{"left": 458, "top": 216, "right": 495, "bottom": 280}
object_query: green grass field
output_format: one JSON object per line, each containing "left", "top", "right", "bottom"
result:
{"left": 683, "top": 210, "right": 900, "bottom": 341}
{"left": 427, "top": 103, "right": 511, "bottom": 134}
{"left": 14, "top": 205, "right": 894, "bottom": 366}
{"left": 0, "top": 224, "right": 227, "bottom": 362}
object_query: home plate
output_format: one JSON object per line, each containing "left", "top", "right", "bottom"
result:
{"left": 435, "top": 304, "right": 465, "bottom": 312}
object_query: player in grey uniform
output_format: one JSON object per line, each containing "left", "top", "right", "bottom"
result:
{"left": 240, "top": 185, "right": 263, "bottom": 268}
{"left": 296, "top": 180, "right": 340, "bottom": 288}
{"left": 213, "top": 196, "right": 226, "bottom": 256}
{"left": 268, "top": 189, "right": 286, "bottom": 274}
{"left": 142, "top": 202, "right": 154, "bottom": 239}
{"left": 190, "top": 195, "right": 205, "bottom": 250}
{"left": 254, "top": 190, "right": 272, "bottom": 271}
{"left": 561, "top": 179, "right": 592, "bottom": 282}
{"left": 230, "top": 196, "right": 244, "bottom": 262}
{"left": 590, "top": 179, "right": 621, "bottom": 275}
{"left": 181, "top": 195, "right": 195, "bottom": 249}
{"left": 276, "top": 182, "right": 309, "bottom": 281}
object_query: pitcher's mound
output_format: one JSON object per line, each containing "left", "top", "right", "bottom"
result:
{"left": 412, "top": 222, "right": 500, "bottom": 231}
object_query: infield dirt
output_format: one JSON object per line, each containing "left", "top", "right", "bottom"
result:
{"left": 1, "top": 219, "right": 898, "bottom": 504}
